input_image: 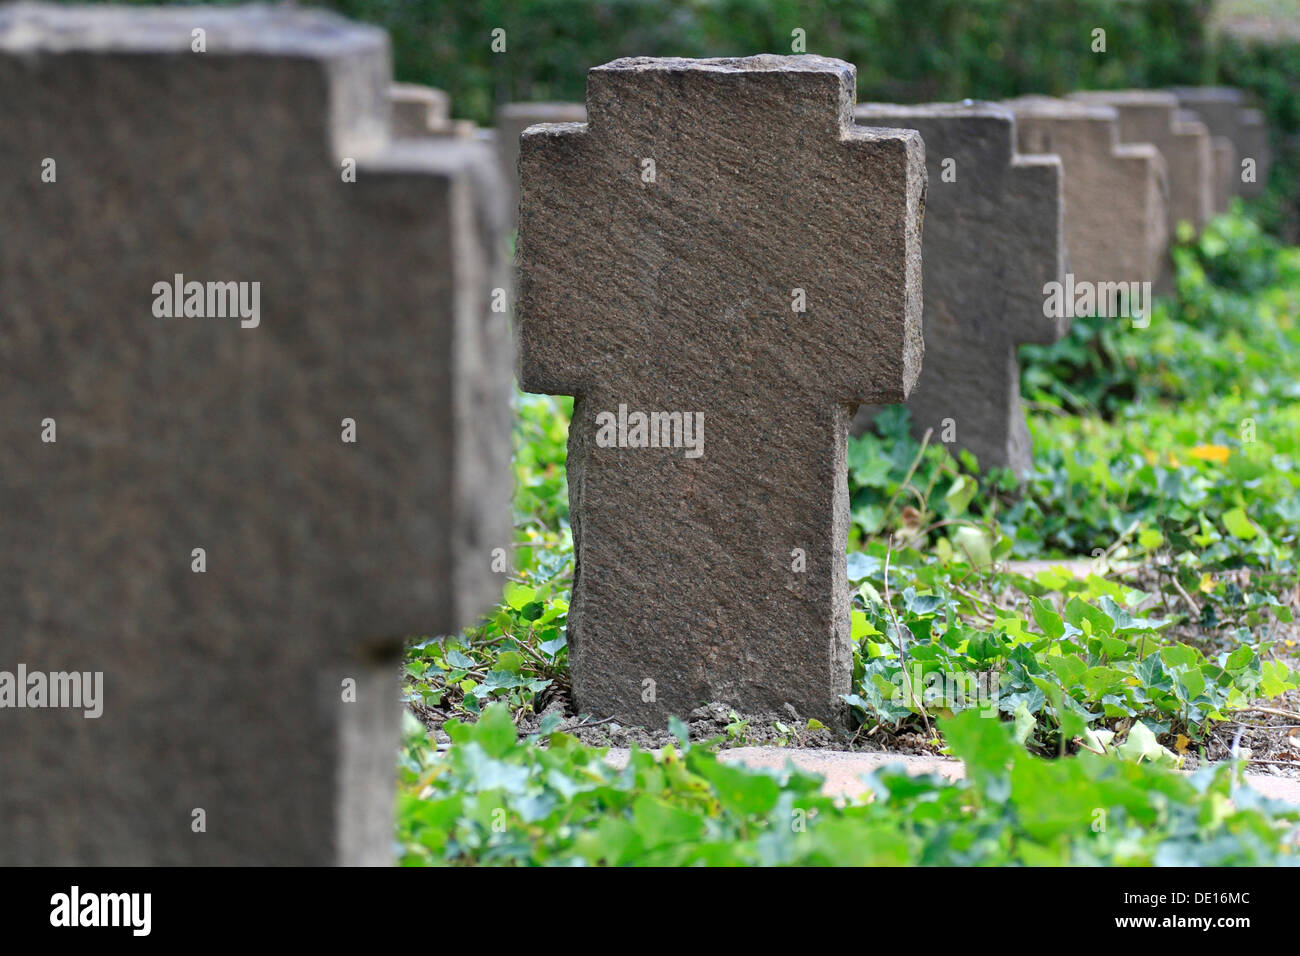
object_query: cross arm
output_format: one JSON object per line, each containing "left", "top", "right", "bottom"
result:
{"left": 514, "top": 121, "right": 600, "bottom": 396}
{"left": 837, "top": 125, "right": 926, "bottom": 404}
{"left": 1006, "top": 153, "right": 1067, "bottom": 344}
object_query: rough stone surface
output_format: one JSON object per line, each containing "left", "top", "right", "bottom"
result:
{"left": 496, "top": 102, "right": 586, "bottom": 228}
{"left": 0, "top": 3, "right": 512, "bottom": 865}
{"left": 516, "top": 55, "right": 924, "bottom": 726}
{"left": 1070, "top": 90, "right": 1213, "bottom": 238}
{"left": 1170, "top": 86, "right": 1272, "bottom": 198}
{"left": 1004, "top": 96, "right": 1168, "bottom": 290}
{"left": 852, "top": 103, "right": 1064, "bottom": 475}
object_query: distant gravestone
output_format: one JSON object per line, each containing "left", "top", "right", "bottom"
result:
{"left": 390, "top": 83, "right": 477, "bottom": 139}
{"left": 516, "top": 56, "right": 924, "bottom": 726}
{"left": 497, "top": 102, "right": 586, "bottom": 228}
{"left": 1204, "top": 126, "right": 1237, "bottom": 214}
{"left": 1237, "top": 108, "right": 1272, "bottom": 198}
{"left": 0, "top": 4, "right": 512, "bottom": 864}
{"left": 1170, "top": 88, "right": 1243, "bottom": 145}
{"left": 1170, "top": 87, "right": 1272, "bottom": 198}
{"left": 1004, "top": 96, "right": 1168, "bottom": 291}
{"left": 1070, "top": 90, "right": 1213, "bottom": 237}
{"left": 852, "top": 103, "right": 1064, "bottom": 475}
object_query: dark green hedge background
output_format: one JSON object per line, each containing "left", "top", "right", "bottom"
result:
{"left": 332, "top": 0, "right": 1220, "bottom": 121}
{"left": 82, "top": 1, "right": 1300, "bottom": 234}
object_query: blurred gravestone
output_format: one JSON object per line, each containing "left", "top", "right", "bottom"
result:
{"left": 1005, "top": 96, "right": 1168, "bottom": 291}
{"left": 516, "top": 56, "right": 924, "bottom": 726}
{"left": 1202, "top": 124, "right": 1236, "bottom": 214}
{"left": 1237, "top": 109, "right": 1272, "bottom": 198}
{"left": 1170, "top": 86, "right": 1272, "bottom": 198}
{"left": 389, "top": 82, "right": 478, "bottom": 140}
{"left": 0, "top": 3, "right": 511, "bottom": 864}
{"left": 852, "top": 103, "right": 1064, "bottom": 475}
{"left": 1070, "top": 90, "right": 1213, "bottom": 239}
{"left": 496, "top": 102, "right": 586, "bottom": 229}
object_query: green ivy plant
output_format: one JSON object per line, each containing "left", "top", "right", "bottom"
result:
{"left": 396, "top": 704, "right": 1300, "bottom": 866}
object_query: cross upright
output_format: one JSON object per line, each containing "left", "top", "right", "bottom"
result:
{"left": 1196, "top": 117, "right": 1236, "bottom": 214}
{"left": 853, "top": 103, "right": 1064, "bottom": 474}
{"left": 516, "top": 56, "right": 924, "bottom": 726}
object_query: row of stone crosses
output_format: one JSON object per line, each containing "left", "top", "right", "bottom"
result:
{"left": 0, "top": 4, "right": 1274, "bottom": 864}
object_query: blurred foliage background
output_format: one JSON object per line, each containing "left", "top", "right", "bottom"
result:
{"left": 331, "top": 0, "right": 1218, "bottom": 117}
{"left": 93, "top": 0, "right": 1300, "bottom": 233}
{"left": 322, "top": 0, "right": 1298, "bottom": 237}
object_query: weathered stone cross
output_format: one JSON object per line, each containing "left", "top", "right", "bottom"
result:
{"left": 1170, "top": 86, "right": 1273, "bottom": 200}
{"left": 1070, "top": 90, "right": 1213, "bottom": 237}
{"left": 0, "top": 4, "right": 510, "bottom": 864}
{"left": 853, "top": 103, "right": 1065, "bottom": 475}
{"left": 1005, "top": 96, "right": 1168, "bottom": 290}
{"left": 516, "top": 56, "right": 924, "bottom": 725}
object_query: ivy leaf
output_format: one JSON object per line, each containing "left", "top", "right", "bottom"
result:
{"left": 1030, "top": 597, "right": 1064, "bottom": 639}
{"left": 1222, "top": 507, "right": 1259, "bottom": 541}
{"left": 1116, "top": 721, "right": 1180, "bottom": 768}
{"left": 846, "top": 551, "right": 880, "bottom": 583}
{"left": 1012, "top": 702, "right": 1036, "bottom": 745}
{"left": 503, "top": 582, "right": 537, "bottom": 611}
{"left": 469, "top": 703, "right": 518, "bottom": 758}
{"left": 904, "top": 588, "right": 944, "bottom": 615}
{"left": 631, "top": 795, "right": 706, "bottom": 850}
{"left": 1064, "top": 597, "right": 1113, "bottom": 636}
{"left": 944, "top": 474, "right": 978, "bottom": 516}
{"left": 445, "top": 649, "right": 475, "bottom": 669}
{"left": 687, "top": 752, "right": 780, "bottom": 817}
{"left": 951, "top": 526, "right": 993, "bottom": 568}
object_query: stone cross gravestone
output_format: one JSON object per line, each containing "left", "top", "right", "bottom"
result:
{"left": 1169, "top": 86, "right": 1272, "bottom": 198}
{"left": 1004, "top": 96, "right": 1168, "bottom": 291}
{"left": 1070, "top": 90, "right": 1213, "bottom": 237}
{"left": 852, "top": 103, "right": 1064, "bottom": 475}
{"left": 0, "top": 4, "right": 512, "bottom": 865}
{"left": 497, "top": 102, "right": 587, "bottom": 229}
{"left": 516, "top": 56, "right": 924, "bottom": 726}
